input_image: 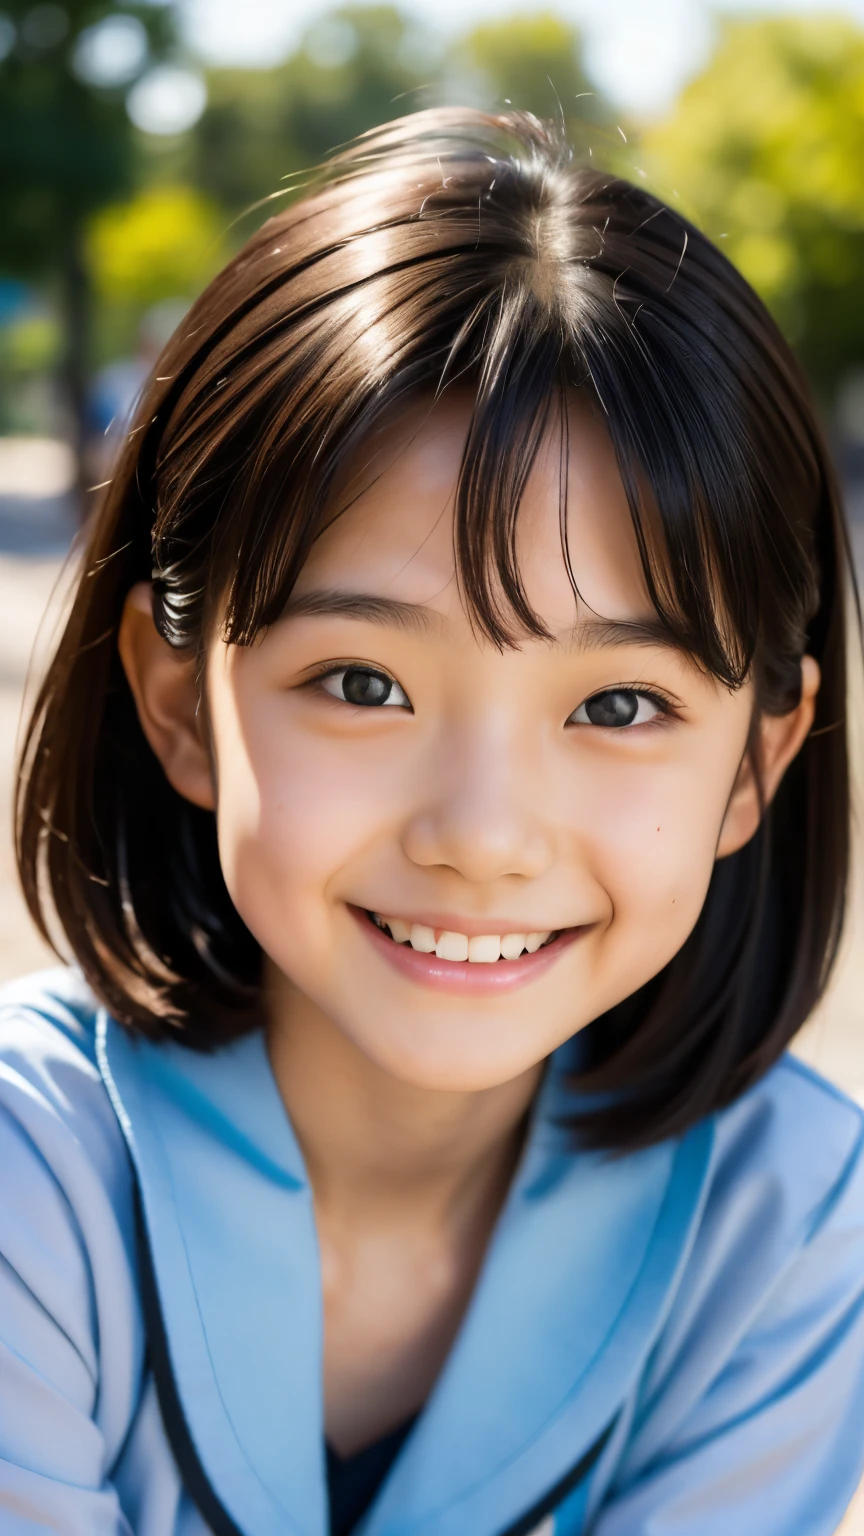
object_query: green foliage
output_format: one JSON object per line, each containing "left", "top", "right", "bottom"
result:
{"left": 192, "top": 6, "right": 436, "bottom": 220}
{"left": 0, "top": 1, "right": 176, "bottom": 274}
{"left": 0, "top": 1, "right": 181, "bottom": 485}
{"left": 642, "top": 15, "right": 864, "bottom": 395}
{"left": 87, "top": 184, "right": 225, "bottom": 306}
{"left": 0, "top": 307, "right": 62, "bottom": 432}
{"left": 190, "top": 5, "right": 610, "bottom": 245}
{"left": 0, "top": 309, "right": 60, "bottom": 371}
{"left": 448, "top": 11, "right": 600, "bottom": 131}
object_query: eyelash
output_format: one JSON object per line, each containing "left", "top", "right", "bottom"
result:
{"left": 305, "top": 665, "right": 680, "bottom": 729}
{"left": 307, "top": 663, "right": 412, "bottom": 710}
{"left": 569, "top": 684, "right": 680, "bottom": 730}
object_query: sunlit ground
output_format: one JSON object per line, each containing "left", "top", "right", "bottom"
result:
{"left": 0, "top": 438, "right": 862, "bottom": 1531}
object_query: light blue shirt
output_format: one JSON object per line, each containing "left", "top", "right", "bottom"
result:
{"left": 1, "top": 966, "right": 864, "bottom": 1535}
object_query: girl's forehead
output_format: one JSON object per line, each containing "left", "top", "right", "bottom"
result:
{"left": 294, "top": 391, "right": 653, "bottom": 636}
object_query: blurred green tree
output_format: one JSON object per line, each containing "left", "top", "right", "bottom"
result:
{"left": 192, "top": 6, "right": 436, "bottom": 221}
{"left": 447, "top": 11, "right": 603, "bottom": 136}
{"left": 0, "top": 0, "right": 177, "bottom": 500}
{"left": 86, "top": 183, "right": 224, "bottom": 361}
{"left": 642, "top": 16, "right": 864, "bottom": 398}
{"left": 192, "top": 6, "right": 611, "bottom": 231}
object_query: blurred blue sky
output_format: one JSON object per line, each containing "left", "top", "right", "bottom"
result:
{"left": 183, "top": 0, "right": 864, "bottom": 114}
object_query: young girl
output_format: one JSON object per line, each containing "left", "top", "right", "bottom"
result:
{"left": 4, "top": 108, "right": 864, "bottom": 1536}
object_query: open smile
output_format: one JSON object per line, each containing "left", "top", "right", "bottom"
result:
{"left": 350, "top": 906, "right": 585, "bottom": 994}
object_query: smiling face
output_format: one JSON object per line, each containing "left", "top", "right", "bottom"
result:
{"left": 198, "top": 391, "right": 760, "bottom": 1090}
{"left": 120, "top": 389, "right": 817, "bottom": 1093}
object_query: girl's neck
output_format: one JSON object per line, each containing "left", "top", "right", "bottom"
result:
{"left": 264, "top": 966, "right": 543, "bottom": 1229}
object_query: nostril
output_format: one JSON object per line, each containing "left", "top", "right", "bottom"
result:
{"left": 401, "top": 811, "right": 555, "bottom": 885}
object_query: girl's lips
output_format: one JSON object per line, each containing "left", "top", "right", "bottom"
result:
{"left": 349, "top": 905, "right": 584, "bottom": 994}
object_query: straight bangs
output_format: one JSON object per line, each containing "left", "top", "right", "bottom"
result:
{"left": 16, "top": 109, "right": 852, "bottom": 1148}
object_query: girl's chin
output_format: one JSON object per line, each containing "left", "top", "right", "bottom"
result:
{"left": 337, "top": 1021, "right": 546, "bottom": 1095}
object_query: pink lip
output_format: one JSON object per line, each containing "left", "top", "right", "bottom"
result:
{"left": 349, "top": 906, "right": 585, "bottom": 995}
{"left": 360, "top": 909, "right": 562, "bottom": 939}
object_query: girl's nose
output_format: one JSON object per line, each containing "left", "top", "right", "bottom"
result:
{"left": 400, "top": 733, "right": 557, "bottom": 884}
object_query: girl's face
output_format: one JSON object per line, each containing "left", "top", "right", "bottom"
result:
{"left": 123, "top": 392, "right": 817, "bottom": 1091}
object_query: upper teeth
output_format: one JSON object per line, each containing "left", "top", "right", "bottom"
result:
{"left": 373, "top": 915, "right": 554, "bottom": 962}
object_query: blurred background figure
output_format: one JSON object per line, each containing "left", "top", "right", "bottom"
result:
{"left": 1, "top": 0, "right": 864, "bottom": 1522}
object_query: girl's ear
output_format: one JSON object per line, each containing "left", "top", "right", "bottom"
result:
{"left": 716, "top": 655, "right": 821, "bottom": 859}
{"left": 117, "top": 583, "right": 216, "bottom": 811}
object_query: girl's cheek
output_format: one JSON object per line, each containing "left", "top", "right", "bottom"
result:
{"left": 579, "top": 752, "right": 732, "bottom": 955}
{"left": 210, "top": 711, "right": 393, "bottom": 953}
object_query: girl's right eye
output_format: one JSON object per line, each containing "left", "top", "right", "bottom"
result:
{"left": 317, "top": 666, "right": 411, "bottom": 709}
{"left": 568, "top": 687, "right": 669, "bottom": 728}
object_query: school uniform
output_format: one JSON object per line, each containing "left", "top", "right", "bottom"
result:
{"left": 2, "top": 966, "right": 864, "bottom": 1536}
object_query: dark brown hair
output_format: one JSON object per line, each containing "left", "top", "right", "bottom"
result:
{"left": 16, "top": 108, "right": 854, "bottom": 1148}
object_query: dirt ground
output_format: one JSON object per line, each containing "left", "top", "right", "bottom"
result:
{"left": 1, "top": 442, "right": 863, "bottom": 1530}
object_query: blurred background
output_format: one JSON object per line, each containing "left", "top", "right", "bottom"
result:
{"left": 1, "top": 1, "right": 864, "bottom": 1521}
{"left": 3, "top": 0, "right": 864, "bottom": 506}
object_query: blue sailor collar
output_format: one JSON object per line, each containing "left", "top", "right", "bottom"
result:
{"left": 97, "top": 1012, "right": 714, "bottom": 1536}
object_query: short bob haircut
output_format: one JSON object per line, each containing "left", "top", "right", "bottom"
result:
{"left": 16, "top": 108, "right": 854, "bottom": 1150}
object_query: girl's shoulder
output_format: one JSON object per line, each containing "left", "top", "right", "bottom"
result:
{"left": 680, "top": 1048, "right": 864, "bottom": 1349}
{"left": 602, "top": 1057, "right": 864, "bottom": 1532}
{"left": 0, "top": 968, "right": 151, "bottom": 1526}
{"left": 711, "top": 1046, "right": 864, "bottom": 1227}
{"left": 0, "top": 959, "right": 117, "bottom": 1090}
{"left": 0, "top": 962, "right": 104, "bottom": 1063}
{"left": 0, "top": 963, "right": 138, "bottom": 1264}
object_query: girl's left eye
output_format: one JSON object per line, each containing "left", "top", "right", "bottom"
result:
{"left": 568, "top": 688, "right": 666, "bottom": 728}
{"left": 318, "top": 666, "right": 411, "bottom": 709}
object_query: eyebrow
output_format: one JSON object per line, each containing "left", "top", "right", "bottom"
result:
{"left": 566, "top": 616, "right": 687, "bottom": 654}
{"left": 282, "top": 589, "right": 687, "bottom": 654}
{"left": 282, "top": 589, "right": 441, "bottom": 634}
